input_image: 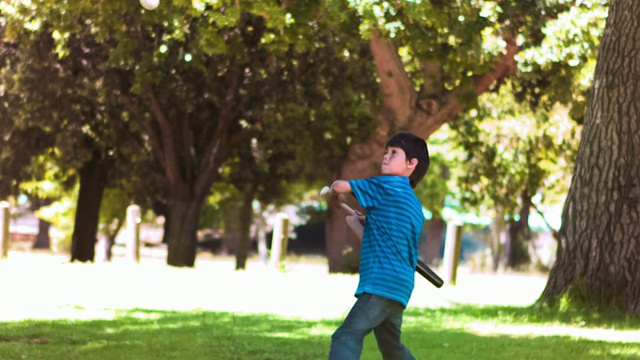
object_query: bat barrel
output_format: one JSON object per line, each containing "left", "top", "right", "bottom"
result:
{"left": 416, "top": 259, "right": 444, "bottom": 288}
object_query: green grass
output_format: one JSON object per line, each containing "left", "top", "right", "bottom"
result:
{"left": 1, "top": 252, "right": 639, "bottom": 359}
{"left": 1, "top": 305, "right": 639, "bottom": 360}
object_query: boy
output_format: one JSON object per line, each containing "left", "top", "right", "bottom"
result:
{"left": 327, "top": 132, "right": 429, "bottom": 360}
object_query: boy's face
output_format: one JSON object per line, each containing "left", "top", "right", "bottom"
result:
{"left": 381, "top": 146, "right": 416, "bottom": 177}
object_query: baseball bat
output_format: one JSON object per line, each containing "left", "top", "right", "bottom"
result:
{"left": 322, "top": 187, "right": 443, "bottom": 288}
{"left": 416, "top": 259, "right": 444, "bottom": 288}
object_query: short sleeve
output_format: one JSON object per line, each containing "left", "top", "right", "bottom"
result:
{"left": 348, "top": 177, "right": 385, "bottom": 209}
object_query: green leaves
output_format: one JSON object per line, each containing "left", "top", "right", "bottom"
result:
{"left": 0, "top": 0, "right": 607, "bottom": 233}
{"left": 514, "top": 1, "right": 607, "bottom": 114}
{"left": 448, "top": 83, "right": 581, "bottom": 219}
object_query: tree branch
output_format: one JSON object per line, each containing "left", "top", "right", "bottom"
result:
{"left": 369, "top": 29, "right": 416, "bottom": 130}
{"left": 121, "top": 94, "right": 164, "bottom": 166}
{"left": 413, "top": 34, "right": 520, "bottom": 138}
{"left": 420, "top": 60, "right": 444, "bottom": 97}
{"left": 472, "top": 34, "right": 519, "bottom": 94}
{"left": 531, "top": 201, "right": 559, "bottom": 236}
{"left": 194, "top": 64, "right": 244, "bottom": 196}
{"left": 182, "top": 109, "right": 195, "bottom": 183}
{"left": 147, "top": 90, "right": 181, "bottom": 185}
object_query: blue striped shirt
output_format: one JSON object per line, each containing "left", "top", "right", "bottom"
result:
{"left": 348, "top": 175, "right": 424, "bottom": 307}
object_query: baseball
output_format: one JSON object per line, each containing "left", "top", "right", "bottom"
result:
{"left": 140, "top": 0, "right": 159, "bottom": 10}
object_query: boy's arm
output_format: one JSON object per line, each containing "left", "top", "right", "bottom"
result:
{"left": 330, "top": 180, "right": 352, "bottom": 193}
{"left": 329, "top": 180, "right": 365, "bottom": 225}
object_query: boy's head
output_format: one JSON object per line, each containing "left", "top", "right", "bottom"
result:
{"left": 385, "top": 132, "right": 430, "bottom": 188}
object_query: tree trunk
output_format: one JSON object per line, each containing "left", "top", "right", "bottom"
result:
{"left": 102, "top": 218, "right": 124, "bottom": 262}
{"left": 152, "top": 201, "right": 171, "bottom": 244}
{"left": 325, "top": 31, "right": 519, "bottom": 272}
{"left": 166, "top": 194, "right": 204, "bottom": 267}
{"left": 235, "top": 187, "right": 255, "bottom": 270}
{"left": 33, "top": 218, "right": 52, "bottom": 250}
{"left": 423, "top": 217, "right": 446, "bottom": 265}
{"left": 490, "top": 211, "right": 506, "bottom": 272}
{"left": 31, "top": 198, "right": 53, "bottom": 250}
{"left": 144, "top": 82, "right": 242, "bottom": 267}
{"left": 540, "top": 1, "right": 640, "bottom": 316}
{"left": 505, "top": 191, "right": 532, "bottom": 269}
{"left": 220, "top": 199, "right": 242, "bottom": 255}
{"left": 70, "top": 150, "right": 111, "bottom": 262}
{"left": 327, "top": 194, "right": 362, "bottom": 273}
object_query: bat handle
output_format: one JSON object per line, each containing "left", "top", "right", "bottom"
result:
{"left": 340, "top": 203, "right": 357, "bottom": 216}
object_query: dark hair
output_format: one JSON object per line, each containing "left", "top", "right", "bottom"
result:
{"left": 386, "top": 132, "right": 430, "bottom": 188}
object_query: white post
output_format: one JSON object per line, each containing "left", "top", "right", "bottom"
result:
{"left": 254, "top": 201, "right": 269, "bottom": 265}
{"left": 126, "top": 205, "right": 141, "bottom": 263}
{"left": 268, "top": 212, "right": 289, "bottom": 269}
{"left": 0, "top": 201, "right": 9, "bottom": 260}
{"left": 443, "top": 220, "right": 463, "bottom": 285}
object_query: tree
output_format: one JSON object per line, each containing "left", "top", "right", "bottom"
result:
{"left": 450, "top": 88, "right": 581, "bottom": 270}
{"left": 540, "top": 0, "right": 640, "bottom": 317}
{"left": 225, "top": 37, "right": 379, "bottom": 269}
{"left": 18, "top": 152, "right": 74, "bottom": 250}
{"left": 126, "top": 2, "right": 374, "bottom": 267}
{"left": 325, "top": 0, "right": 607, "bottom": 272}
{"left": 0, "top": 22, "right": 55, "bottom": 199}
{"left": 0, "top": 9, "right": 143, "bottom": 262}
{"left": 3, "top": 0, "right": 375, "bottom": 267}
{"left": 96, "top": 188, "right": 130, "bottom": 261}
{"left": 324, "top": 1, "right": 535, "bottom": 272}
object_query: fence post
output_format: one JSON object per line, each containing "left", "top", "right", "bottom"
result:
{"left": 268, "top": 212, "right": 289, "bottom": 269}
{"left": 0, "top": 201, "right": 9, "bottom": 260}
{"left": 126, "top": 204, "right": 141, "bottom": 263}
{"left": 443, "top": 220, "right": 463, "bottom": 285}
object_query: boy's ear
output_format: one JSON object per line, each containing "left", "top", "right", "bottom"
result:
{"left": 407, "top": 158, "right": 418, "bottom": 169}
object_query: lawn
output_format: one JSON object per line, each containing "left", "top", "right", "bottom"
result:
{"left": 1, "top": 250, "right": 639, "bottom": 359}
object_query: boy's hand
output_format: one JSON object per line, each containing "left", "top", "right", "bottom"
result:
{"left": 320, "top": 185, "right": 346, "bottom": 204}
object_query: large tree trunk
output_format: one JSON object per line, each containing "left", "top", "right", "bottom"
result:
{"left": 327, "top": 194, "right": 363, "bottom": 273}
{"left": 326, "top": 31, "right": 519, "bottom": 272}
{"left": 166, "top": 190, "right": 204, "bottom": 267}
{"left": 540, "top": 1, "right": 640, "bottom": 316}
{"left": 70, "top": 150, "right": 111, "bottom": 262}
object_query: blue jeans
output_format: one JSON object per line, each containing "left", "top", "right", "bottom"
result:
{"left": 329, "top": 293, "right": 415, "bottom": 360}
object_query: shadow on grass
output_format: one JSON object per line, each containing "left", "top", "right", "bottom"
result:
{"left": 0, "top": 306, "right": 639, "bottom": 360}
{"left": 406, "top": 304, "right": 640, "bottom": 330}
